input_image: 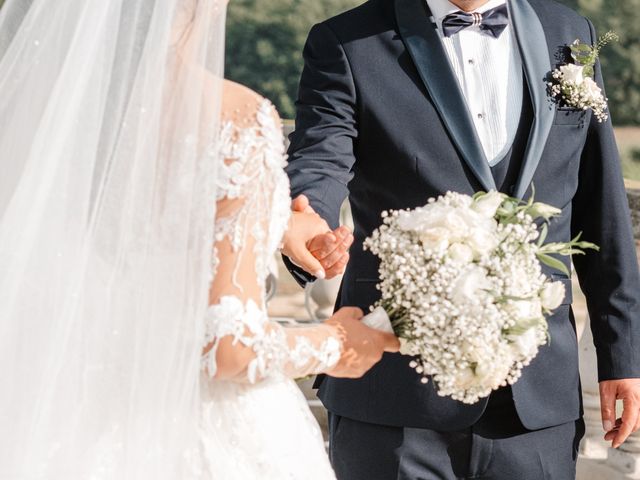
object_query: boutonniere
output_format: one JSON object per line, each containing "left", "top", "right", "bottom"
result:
{"left": 548, "top": 31, "right": 618, "bottom": 123}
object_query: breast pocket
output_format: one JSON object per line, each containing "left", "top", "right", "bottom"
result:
{"left": 554, "top": 107, "right": 590, "bottom": 127}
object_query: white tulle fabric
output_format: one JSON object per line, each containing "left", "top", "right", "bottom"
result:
{"left": 198, "top": 100, "right": 338, "bottom": 479}
{"left": 0, "top": 1, "right": 226, "bottom": 478}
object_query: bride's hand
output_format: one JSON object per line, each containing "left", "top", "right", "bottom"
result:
{"left": 282, "top": 195, "right": 353, "bottom": 279}
{"left": 281, "top": 207, "right": 333, "bottom": 279}
{"left": 324, "top": 307, "right": 400, "bottom": 379}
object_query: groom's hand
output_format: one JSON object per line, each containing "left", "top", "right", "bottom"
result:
{"left": 600, "top": 379, "right": 640, "bottom": 448}
{"left": 307, "top": 225, "right": 353, "bottom": 279}
{"left": 286, "top": 195, "right": 353, "bottom": 280}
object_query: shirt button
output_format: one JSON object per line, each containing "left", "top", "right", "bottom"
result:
{"left": 468, "top": 58, "right": 475, "bottom": 65}
{"left": 477, "top": 113, "right": 485, "bottom": 120}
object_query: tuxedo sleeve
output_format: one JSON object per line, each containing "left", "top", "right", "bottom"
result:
{"left": 283, "top": 22, "right": 359, "bottom": 286}
{"left": 571, "top": 19, "right": 640, "bottom": 381}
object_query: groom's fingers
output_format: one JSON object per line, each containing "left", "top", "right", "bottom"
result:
{"left": 324, "top": 253, "right": 350, "bottom": 280}
{"left": 613, "top": 398, "right": 639, "bottom": 448}
{"left": 317, "top": 235, "right": 354, "bottom": 270}
{"left": 291, "top": 194, "right": 315, "bottom": 214}
{"left": 309, "top": 226, "right": 352, "bottom": 259}
{"left": 600, "top": 382, "right": 617, "bottom": 434}
{"left": 290, "top": 245, "right": 326, "bottom": 280}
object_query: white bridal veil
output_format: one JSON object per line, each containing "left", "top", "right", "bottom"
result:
{"left": 0, "top": 0, "right": 226, "bottom": 477}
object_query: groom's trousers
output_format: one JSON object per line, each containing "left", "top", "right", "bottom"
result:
{"left": 328, "top": 387, "right": 585, "bottom": 480}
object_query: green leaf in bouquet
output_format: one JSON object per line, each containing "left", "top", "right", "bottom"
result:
{"left": 537, "top": 223, "right": 549, "bottom": 247}
{"left": 582, "top": 65, "right": 595, "bottom": 78}
{"left": 472, "top": 191, "right": 487, "bottom": 200}
{"left": 536, "top": 252, "right": 570, "bottom": 276}
{"left": 569, "top": 232, "right": 600, "bottom": 252}
{"left": 575, "top": 241, "right": 599, "bottom": 252}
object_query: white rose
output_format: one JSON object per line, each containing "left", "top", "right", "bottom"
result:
{"left": 559, "top": 63, "right": 585, "bottom": 85}
{"left": 440, "top": 210, "right": 470, "bottom": 241}
{"left": 583, "top": 77, "right": 603, "bottom": 102}
{"left": 466, "top": 228, "right": 499, "bottom": 257}
{"left": 396, "top": 208, "right": 426, "bottom": 232}
{"left": 508, "top": 299, "right": 543, "bottom": 325}
{"left": 451, "top": 267, "right": 488, "bottom": 305}
{"left": 472, "top": 191, "right": 506, "bottom": 219}
{"left": 419, "top": 227, "right": 451, "bottom": 251}
{"left": 509, "top": 328, "right": 541, "bottom": 359}
{"left": 540, "top": 281, "right": 565, "bottom": 311}
{"left": 448, "top": 242, "right": 474, "bottom": 263}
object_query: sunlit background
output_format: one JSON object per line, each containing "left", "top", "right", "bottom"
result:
{"left": 226, "top": 0, "right": 640, "bottom": 181}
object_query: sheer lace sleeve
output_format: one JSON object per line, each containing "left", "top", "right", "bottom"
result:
{"left": 201, "top": 98, "right": 342, "bottom": 383}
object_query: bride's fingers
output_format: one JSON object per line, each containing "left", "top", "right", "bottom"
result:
{"left": 291, "top": 194, "right": 313, "bottom": 213}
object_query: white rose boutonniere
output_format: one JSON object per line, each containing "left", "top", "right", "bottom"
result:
{"left": 548, "top": 31, "right": 618, "bottom": 123}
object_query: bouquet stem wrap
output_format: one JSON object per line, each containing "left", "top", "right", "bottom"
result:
{"left": 362, "top": 307, "right": 394, "bottom": 334}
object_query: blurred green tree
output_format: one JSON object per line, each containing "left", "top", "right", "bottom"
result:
{"left": 559, "top": 0, "right": 640, "bottom": 125}
{"left": 225, "top": 0, "right": 361, "bottom": 119}
{"left": 227, "top": 0, "right": 640, "bottom": 125}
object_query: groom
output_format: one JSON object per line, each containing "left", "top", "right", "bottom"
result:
{"left": 284, "top": 0, "right": 640, "bottom": 478}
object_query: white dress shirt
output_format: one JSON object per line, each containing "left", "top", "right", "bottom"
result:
{"left": 426, "top": 0, "right": 523, "bottom": 166}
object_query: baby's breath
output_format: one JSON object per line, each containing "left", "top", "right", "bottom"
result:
{"left": 364, "top": 191, "right": 597, "bottom": 404}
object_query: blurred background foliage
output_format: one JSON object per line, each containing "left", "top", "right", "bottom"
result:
{"left": 226, "top": 0, "right": 640, "bottom": 179}
{"left": 0, "top": 0, "right": 637, "bottom": 176}
{"left": 227, "top": 0, "right": 640, "bottom": 125}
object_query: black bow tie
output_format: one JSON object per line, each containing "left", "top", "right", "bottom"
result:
{"left": 441, "top": 4, "right": 510, "bottom": 38}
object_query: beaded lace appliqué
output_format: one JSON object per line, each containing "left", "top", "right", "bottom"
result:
{"left": 202, "top": 100, "right": 340, "bottom": 383}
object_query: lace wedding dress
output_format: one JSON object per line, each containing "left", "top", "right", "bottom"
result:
{"left": 197, "top": 98, "right": 339, "bottom": 479}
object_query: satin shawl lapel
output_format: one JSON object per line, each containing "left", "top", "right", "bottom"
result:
{"left": 509, "top": 0, "right": 554, "bottom": 199}
{"left": 395, "top": 0, "right": 496, "bottom": 192}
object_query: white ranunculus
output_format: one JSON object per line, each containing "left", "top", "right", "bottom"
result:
{"left": 540, "top": 281, "right": 565, "bottom": 311}
{"left": 448, "top": 242, "right": 474, "bottom": 263}
{"left": 509, "top": 328, "right": 541, "bottom": 359}
{"left": 583, "top": 77, "right": 603, "bottom": 102}
{"left": 451, "top": 267, "right": 488, "bottom": 305}
{"left": 559, "top": 63, "right": 585, "bottom": 85}
{"left": 472, "top": 191, "right": 506, "bottom": 219}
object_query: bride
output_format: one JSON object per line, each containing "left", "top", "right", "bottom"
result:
{"left": 0, "top": 0, "right": 398, "bottom": 478}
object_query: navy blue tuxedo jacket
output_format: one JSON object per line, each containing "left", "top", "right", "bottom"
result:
{"left": 285, "top": 0, "right": 640, "bottom": 431}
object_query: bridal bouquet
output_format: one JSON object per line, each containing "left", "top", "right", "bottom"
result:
{"left": 362, "top": 191, "right": 597, "bottom": 404}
